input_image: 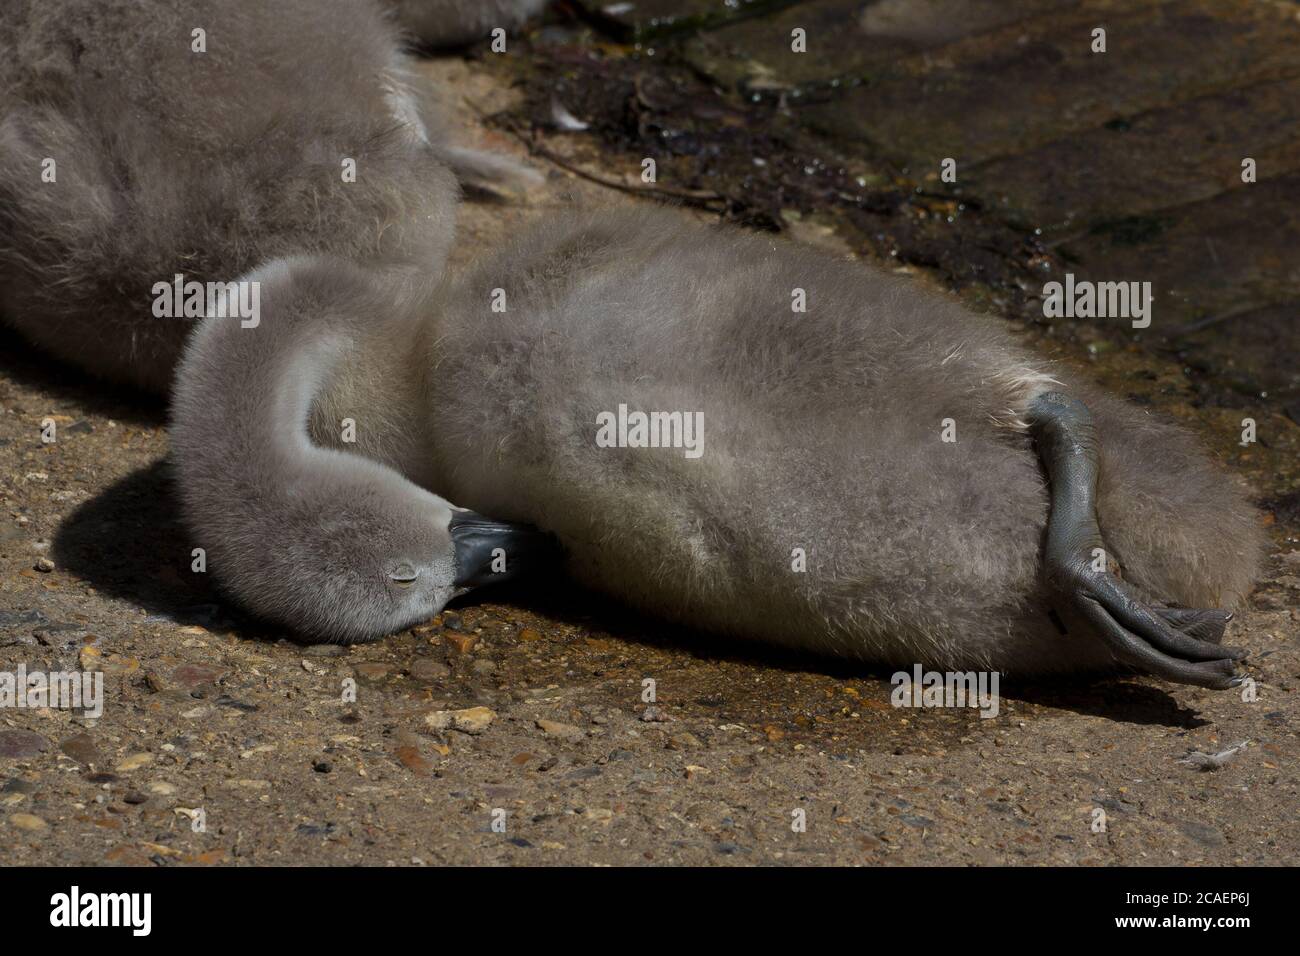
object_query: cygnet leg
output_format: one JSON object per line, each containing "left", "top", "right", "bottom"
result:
{"left": 1027, "top": 392, "right": 1246, "bottom": 689}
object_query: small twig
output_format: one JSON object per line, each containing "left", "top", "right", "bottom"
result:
{"left": 479, "top": 107, "right": 727, "bottom": 209}
{"left": 531, "top": 142, "right": 727, "bottom": 207}
{"left": 1170, "top": 307, "right": 1264, "bottom": 339}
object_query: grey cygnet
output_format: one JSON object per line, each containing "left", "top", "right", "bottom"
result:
{"left": 0, "top": 0, "right": 537, "bottom": 394}
{"left": 171, "top": 207, "right": 1265, "bottom": 689}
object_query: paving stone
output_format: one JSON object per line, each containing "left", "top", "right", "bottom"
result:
{"left": 684, "top": 0, "right": 1066, "bottom": 90}
{"left": 1058, "top": 171, "right": 1300, "bottom": 331}
{"left": 1176, "top": 302, "right": 1300, "bottom": 401}
{"left": 802, "top": 0, "right": 1300, "bottom": 167}
{"left": 578, "top": 0, "right": 796, "bottom": 41}
{"left": 967, "top": 75, "right": 1300, "bottom": 231}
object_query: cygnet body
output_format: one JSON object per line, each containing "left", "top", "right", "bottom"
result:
{"left": 172, "top": 207, "right": 1264, "bottom": 687}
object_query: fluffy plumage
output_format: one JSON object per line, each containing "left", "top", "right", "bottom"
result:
{"left": 174, "top": 206, "right": 1265, "bottom": 679}
{"left": 170, "top": 257, "right": 463, "bottom": 640}
{"left": 385, "top": 0, "right": 550, "bottom": 48}
{"left": 0, "top": 0, "right": 532, "bottom": 393}
{"left": 419, "top": 207, "right": 1264, "bottom": 675}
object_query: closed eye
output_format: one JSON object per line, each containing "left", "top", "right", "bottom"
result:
{"left": 389, "top": 563, "right": 420, "bottom": 588}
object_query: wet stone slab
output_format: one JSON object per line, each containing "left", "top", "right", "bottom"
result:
{"left": 574, "top": 0, "right": 799, "bottom": 42}
{"left": 683, "top": 0, "right": 1068, "bottom": 91}
{"left": 1058, "top": 171, "right": 1300, "bottom": 332}
{"left": 800, "top": 0, "right": 1300, "bottom": 168}
{"left": 500, "top": 0, "right": 1300, "bottom": 435}
{"left": 964, "top": 75, "right": 1300, "bottom": 233}
{"left": 1176, "top": 302, "right": 1300, "bottom": 405}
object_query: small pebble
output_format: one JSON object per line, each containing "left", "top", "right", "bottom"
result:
{"left": 444, "top": 633, "right": 478, "bottom": 655}
{"left": 59, "top": 734, "right": 101, "bottom": 766}
{"left": 409, "top": 658, "right": 450, "bottom": 681}
{"left": 424, "top": 706, "right": 495, "bottom": 735}
{"left": 0, "top": 730, "right": 50, "bottom": 759}
{"left": 114, "top": 753, "right": 153, "bottom": 773}
{"left": 536, "top": 719, "right": 585, "bottom": 742}
{"left": 302, "top": 644, "right": 347, "bottom": 657}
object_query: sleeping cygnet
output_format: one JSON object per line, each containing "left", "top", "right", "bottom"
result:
{"left": 171, "top": 207, "right": 1264, "bottom": 689}
{"left": 0, "top": 0, "right": 536, "bottom": 394}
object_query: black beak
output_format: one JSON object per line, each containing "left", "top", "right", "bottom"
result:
{"left": 449, "top": 510, "right": 561, "bottom": 589}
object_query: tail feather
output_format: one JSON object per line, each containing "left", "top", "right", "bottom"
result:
{"left": 1083, "top": 386, "right": 1265, "bottom": 609}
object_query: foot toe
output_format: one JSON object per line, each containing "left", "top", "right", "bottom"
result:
{"left": 1076, "top": 593, "right": 1243, "bottom": 690}
{"left": 1097, "top": 577, "right": 1243, "bottom": 663}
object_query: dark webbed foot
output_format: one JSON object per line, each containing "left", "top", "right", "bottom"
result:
{"left": 1027, "top": 392, "right": 1245, "bottom": 690}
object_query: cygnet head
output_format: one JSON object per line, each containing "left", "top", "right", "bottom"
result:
{"left": 170, "top": 255, "right": 552, "bottom": 642}
{"left": 246, "top": 454, "right": 465, "bottom": 641}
